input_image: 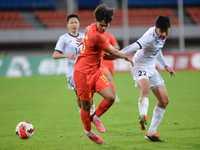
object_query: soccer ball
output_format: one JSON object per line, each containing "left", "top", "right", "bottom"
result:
{"left": 15, "top": 121, "right": 34, "bottom": 139}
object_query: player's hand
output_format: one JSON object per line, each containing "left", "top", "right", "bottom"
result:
{"left": 165, "top": 65, "right": 175, "bottom": 77}
{"left": 69, "top": 52, "right": 77, "bottom": 60}
{"left": 125, "top": 57, "right": 134, "bottom": 66}
{"left": 103, "top": 53, "right": 115, "bottom": 60}
{"left": 76, "top": 38, "right": 84, "bottom": 47}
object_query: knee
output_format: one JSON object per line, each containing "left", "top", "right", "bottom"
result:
{"left": 165, "top": 98, "right": 169, "bottom": 106}
{"left": 161, "top": 97, "right": 169, "bottom": 108}
{"left": 81, "top": 100, "right": 91, "bottom": 111}
{"left": 105, "top": 94, "right": 115, "bottom": 103}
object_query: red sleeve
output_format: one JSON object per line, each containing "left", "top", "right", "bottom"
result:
{"left": 94, "top": 33, "right": 111, "bottom": 50}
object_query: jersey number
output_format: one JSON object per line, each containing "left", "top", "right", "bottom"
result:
{"left": 81, "top": 35, "right": 88, "bottom": 53}
{"left": 99, "top": 75, "right": 109, "bottom": 85}
{"left": 138, "top": 71, "right": 147, "bottom": 76}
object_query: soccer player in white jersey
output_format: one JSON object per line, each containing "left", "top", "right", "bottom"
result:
{"left": 120, "top": 16, "right": 175, "bottom": 142}
{"left": 52, "top": 14, "right": 95, "bottom": 115}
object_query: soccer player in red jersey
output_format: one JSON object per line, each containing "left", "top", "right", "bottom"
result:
{"left": 74, "top": 4, "right": 133, "bottom": 144}
{"left": 101, "top": 33, "right": 121, "bottom": 103}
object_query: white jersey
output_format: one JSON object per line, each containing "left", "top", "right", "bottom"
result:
{"left": 55, "top": 32, "right": 84, "bottom": 66}
{"left": 55, "top": 32, "right": 84, "bottom": 90}
{"left": 134, "top": 26, "right": 167, "bottom": 70}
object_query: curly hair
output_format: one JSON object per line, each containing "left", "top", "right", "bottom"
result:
{"left": 94, "top": 4, "right": 114, "bottom": 23}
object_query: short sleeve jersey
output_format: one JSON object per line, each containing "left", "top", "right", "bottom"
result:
{"left": 134, "top": 26, "right": 167, "bottom": 69}
{"left": 75, "top": 23, "right": 111, "bottom": 73}
{"left": 55, "top": 32, "right": 84, "bottom": 65}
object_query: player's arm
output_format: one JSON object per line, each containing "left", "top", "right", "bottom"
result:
{"left": 103, "top": 42, "right": 140, "bottom": 60}
{"left": 157, "top": 50, "right": 175, "bottom": 77}
{"left": 52, "top": 50, "right": 76, "bottom": 60}
{"left": 120, "top": 42, "right": 141, "bottom": 54}
{"left": 113, "top": 44, "right": 120, "bottom": 50}
{"left": 104, "top": 45, "right": 134, "bottom": 66}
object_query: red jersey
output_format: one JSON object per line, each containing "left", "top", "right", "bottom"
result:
{"left": 75, "top": 23, "right": 111, "bottom": 74}
{"left": 105, "top": 33, "right": 118, "bottom": 46}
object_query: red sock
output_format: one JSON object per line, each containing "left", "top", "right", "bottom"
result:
{"left": 111, "top": 83, "right": 115, "bottom": 92}
{"left": 95, "top": 99, "right": 113, "bottom": 118}
{"left": 80, "top": 108, "right": 91, "bottom": 131}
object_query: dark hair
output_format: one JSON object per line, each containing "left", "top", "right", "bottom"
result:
{"left": 155, "top": 16, "right": 171, "bottom": 29}
{"left": 66, "top": 14, "right": 79, "bottom": 23}
{"left": 94, "top": 4, "right": 114, "bottom": 23}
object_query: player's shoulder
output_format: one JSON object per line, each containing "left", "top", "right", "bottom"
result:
{"left": 141, "top": 27, "right": 155, "bottom": 42}
{"left": 144, "top": 27, "right": 155, "bottom": 37}
{"left": 59, "top": 33, "right": 69, "bottom": 39}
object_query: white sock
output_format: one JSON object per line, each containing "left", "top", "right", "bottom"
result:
{"left": 93, "top": 115, "right": 99, "bottom": 120}
{"left": 78, "top": 107, "right": 81, "bottom": 113}
{"left": 90, "top": 103, "right": 95, "bottom": 115}
{"left": 114, "top": 94, "right": 120, "bottom": 103}
{"left": 85, "top": 130, "right": 93, "bottom": 136}
{"left": 148, "top": 106, "right": 165, "bottom": 135}
{"left": 138, "top": 97, "right": 149, "bottom": 116}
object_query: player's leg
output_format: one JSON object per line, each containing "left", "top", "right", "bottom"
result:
{"left": 90, "top": 98, "right": 95, "bottom": 115}
{"left": 97, "top": 85, "right": 116, "bottom": 112}
{"left": 74, "top": 90, "right": 81, "bottom": 113}
{"left": 81, "top": 98, "right": 103, "bottom": 144}
{"left": 102, "top": 61, "right": 120, "bottom": 103}
{"left": 145, "top": 85, "right": 168, "bottom": 142}
{"left": 74, "top": 90, "right": 95, "bottom": 115}
{"left": 104, "top": 71, "right": 120, "bottom": 103}
{"left": 145, "top": 71, "right": 167, "bottom": 142}
{"left": 89, "top": 86, "right": 115, "bottom": 133}
{"left": 73, "top": 70, "right": 103, "bottom": 144}
{"left": 89, "top": 73, "right": 115, "bottom": 133}
{"left": 137, "top": 79, "right": 150, "bottom": 130}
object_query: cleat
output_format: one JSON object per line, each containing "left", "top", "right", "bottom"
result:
{"left": 84, "top": 130, "right": 103, "bottom": 144}
{"left": 145, "top": 133, "right": 164, "bottom": 142}
{"left": 92, "top": 119, "right": 105, "bottom": 133}
{"left": 139, "top": 115, "right": 147, "bottom": 130}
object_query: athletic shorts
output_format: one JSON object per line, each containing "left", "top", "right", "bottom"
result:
{"left": 73, "top": 69, "right": 111, "bottom": 100}
{"left": 131, "top": 66, "right": 165, "bottom": 90}
{"left": 101, "top": 60, "right": 114, "bottom": 76}
{"left": 66, "top": 66, "right": 76, "bottom": 90}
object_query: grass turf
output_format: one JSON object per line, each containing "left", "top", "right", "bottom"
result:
{"left": 0, "top": 71, "right": 199, "bottom": 150}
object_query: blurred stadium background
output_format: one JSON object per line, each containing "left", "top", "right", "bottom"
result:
{"left": 0, "top": 0, "right": 200, "bottom": 77}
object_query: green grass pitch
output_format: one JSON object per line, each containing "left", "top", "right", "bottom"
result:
{"left": 0, "top": 71, "right": 200, "bottom": 150}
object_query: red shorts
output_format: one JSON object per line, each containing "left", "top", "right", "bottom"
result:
{"left": 74, "top": 69, "right": 111, "bottom": 101}
{"left": 101, "top": 60, "right": 114, "bottom": 76}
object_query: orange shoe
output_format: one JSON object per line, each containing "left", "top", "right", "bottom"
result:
{"left": 145, "top": 133, "right": 164, "bottom": 142}
{"left": 84, "top": 130, "right": 103, "bottom": 144}
{"left": 139, "top": 115, "right": 147, "bottom": 130}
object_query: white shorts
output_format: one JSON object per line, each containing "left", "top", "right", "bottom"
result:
{"left": 66, "top": 65, "right": 76, "bottom": 90}
{"left": 131, "top": 67, "right": 164, "bottom": 90}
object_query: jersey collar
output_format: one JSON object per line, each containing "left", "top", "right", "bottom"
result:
{"left": 68, "top": 32, "right": 79, "bottom": 38}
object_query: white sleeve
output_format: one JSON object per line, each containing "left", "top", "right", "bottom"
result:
{"left": 157, "top": 50, "right": 167, "bottom": 68}
{"left": 120, "top": 42, "right": 141, "bottom": 54}
{"left": 55, "top": 36, "right": 65, "bottom": 53}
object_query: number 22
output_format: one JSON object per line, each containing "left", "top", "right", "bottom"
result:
{"left": 138, "top": 71, "right": 147, "bottom": 76}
